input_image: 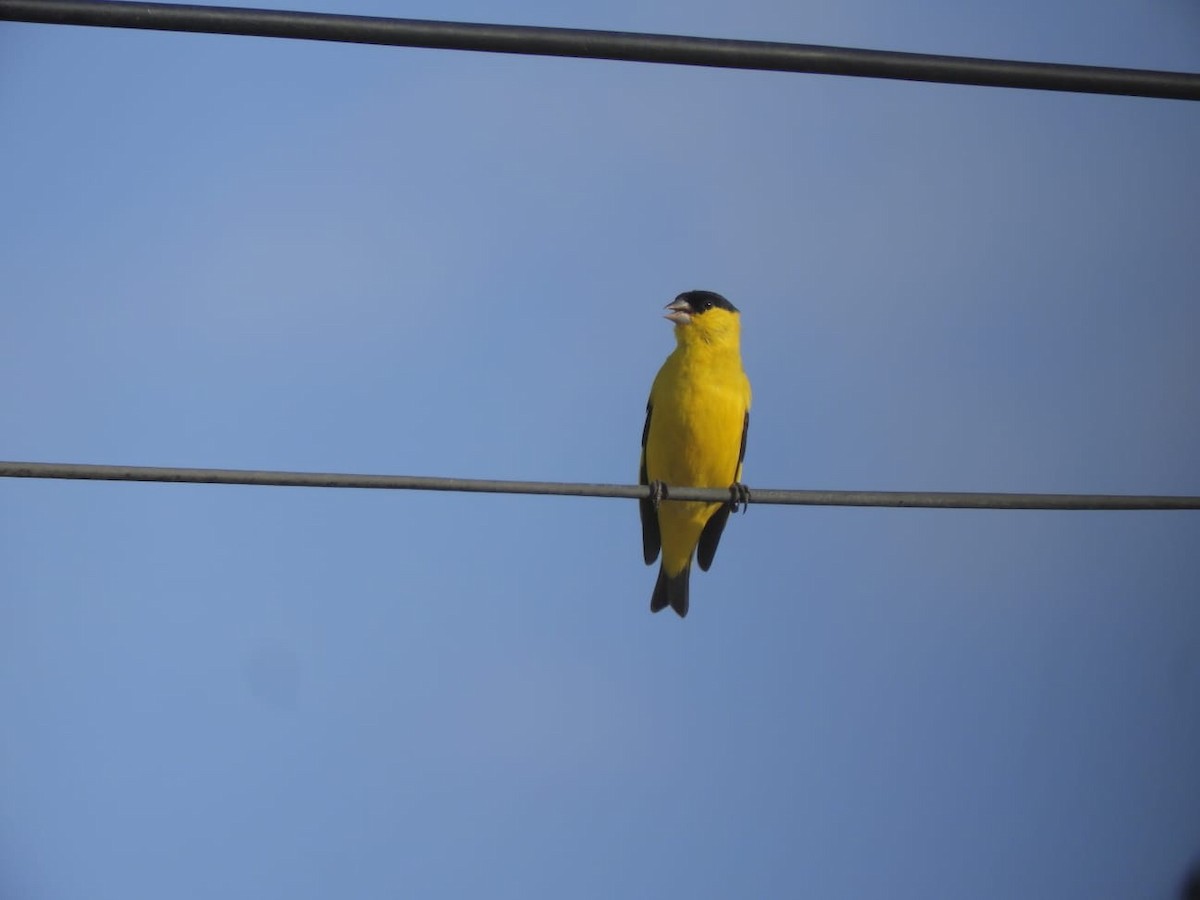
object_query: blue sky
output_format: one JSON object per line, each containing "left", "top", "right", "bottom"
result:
{"left": 3, "top": 1, "right": 1199, "bottom": 897}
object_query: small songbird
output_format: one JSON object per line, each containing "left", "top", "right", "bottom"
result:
{"left": 640, "top": 290, "right": 752, "bottom": 617}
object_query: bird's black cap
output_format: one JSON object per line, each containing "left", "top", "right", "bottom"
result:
{"left": 678, "top": 290, "right": 738, "bottom": 314}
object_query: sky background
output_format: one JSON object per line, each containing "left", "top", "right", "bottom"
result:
{"left": 3, "top": 1, "right": 1200, "bottom": 897}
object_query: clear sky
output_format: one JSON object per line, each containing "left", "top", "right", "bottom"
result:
{"left": 3, "top": 1, "right": 1199, "bottom": 898}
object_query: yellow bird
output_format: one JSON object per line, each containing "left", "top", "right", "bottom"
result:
{"left": 640, "top": 290, "right": 752, "bottom": 618}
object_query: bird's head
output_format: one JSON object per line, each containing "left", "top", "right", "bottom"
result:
{"left": 664, "top": 290, "right": 740, "bottom": 345}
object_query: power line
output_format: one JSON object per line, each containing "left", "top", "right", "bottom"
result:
{"left": 2, "top": 461, "right": 1198, "bottom": 511}
{"left": 3, "top": 0, "right": 1198, "bottom": 101}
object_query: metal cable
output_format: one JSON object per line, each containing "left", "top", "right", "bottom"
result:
{"left": 3, "top": 461, "right": 1198, "bottom": 510}
{"left": 2, "top": 0, "right": 1198, "bottom": 100}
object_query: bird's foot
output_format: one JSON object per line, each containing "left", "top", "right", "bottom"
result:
{"left": 729, "top": 482, "right": 751, "bottom": 514}
{"left": 648, "top": 480, "right": 668, "bottom": 511}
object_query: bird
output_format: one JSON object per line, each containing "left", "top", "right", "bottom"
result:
{"left": 640, "top": 290, "right": 752, "bottom": 618}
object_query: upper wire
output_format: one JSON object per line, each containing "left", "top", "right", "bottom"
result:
{"left": 2, "top": 0, "right": 1198, "bottom": 100}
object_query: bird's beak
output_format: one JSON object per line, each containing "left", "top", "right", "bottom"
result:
{"left": 664, "top": 297, "right": 693, "bottom": 325}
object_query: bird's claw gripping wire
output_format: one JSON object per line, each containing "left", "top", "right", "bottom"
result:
{"left": 648, "top": 480, "right": 668, "bottom": 511}
{"left": 729, "top": 482, "right": 751, "bottom": 514}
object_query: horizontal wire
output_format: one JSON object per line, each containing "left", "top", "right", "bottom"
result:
{"left": 2, "top": 0, "right": 1198, "bottom": 100}
{"left": 2, "top": 461, "right": 1198, "bottom": 511}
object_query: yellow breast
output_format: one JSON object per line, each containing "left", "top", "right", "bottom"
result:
{"left": 645, "top": 322, "right": 751, "bottom": 576}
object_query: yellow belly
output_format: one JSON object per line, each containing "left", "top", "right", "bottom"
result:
{"left": 646, "top": 358, "right": 748, "bottom": 576}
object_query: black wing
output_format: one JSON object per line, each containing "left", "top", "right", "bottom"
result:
{"left": 697, "top": 410, "right": 749, "bottom": 572}
{"left": 639, "top": 401, "right": 661, "bottom": 565}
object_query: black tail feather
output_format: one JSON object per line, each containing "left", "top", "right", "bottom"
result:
{"left": 650, "top": 563, "right": 690, "bottom": 618}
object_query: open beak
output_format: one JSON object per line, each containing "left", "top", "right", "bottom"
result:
{"left": 664, "top": 297, "right": 693, "bottom": 325}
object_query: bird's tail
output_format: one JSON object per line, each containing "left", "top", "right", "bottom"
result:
{"left": 650, "top": 562, "right": 690, "bottom": 618}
